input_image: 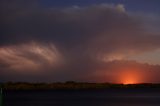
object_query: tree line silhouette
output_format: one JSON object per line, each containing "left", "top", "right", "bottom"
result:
{"left": 1, "top": 81, "right": 160, "bottom": 90}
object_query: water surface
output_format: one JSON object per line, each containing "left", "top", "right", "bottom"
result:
{"left": 4, "top": 88, "right": 160, "bottom": 106}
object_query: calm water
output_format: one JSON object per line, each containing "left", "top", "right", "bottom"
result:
{"left": 4, "top": 88, "right": 160, "bottom": 106}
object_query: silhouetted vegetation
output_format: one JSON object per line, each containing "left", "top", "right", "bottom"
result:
{"left": 2, "top": 82, "right": 160, "bottom": 90}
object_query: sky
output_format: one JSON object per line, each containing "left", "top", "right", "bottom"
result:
{"left": 0, "top": 0, "right": 160, "bottom": 83}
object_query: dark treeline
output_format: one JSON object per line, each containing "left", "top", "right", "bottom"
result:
{"left": 1, "top": 81, "right": 160, "bottom": 90}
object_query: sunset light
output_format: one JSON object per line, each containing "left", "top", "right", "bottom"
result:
{"left": 123, "top": 79, "right": 137, "bottom": 85}
{"left": 119, "top": 69, "right": 141, "bottom": 84}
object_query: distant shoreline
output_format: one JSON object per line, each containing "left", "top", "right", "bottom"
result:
{"left": 1, "top": 82, "right": 160, "bottom": 90}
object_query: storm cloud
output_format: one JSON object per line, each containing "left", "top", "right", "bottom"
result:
{"left": 0, "top": 0, "right": 160, "bottom": 82}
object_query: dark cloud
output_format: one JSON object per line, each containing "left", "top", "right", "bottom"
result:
{"left": 0, "top": 1, "right": 160, "bottom": 82}
{"left": 0, "top": 2, "right": 159, "bottom": 55}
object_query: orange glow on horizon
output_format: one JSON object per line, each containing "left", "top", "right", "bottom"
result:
{"left": 123, "top": 79, "right": 137, "bottom": 85}
{"left": 119, "top": 68, "right": 142, "bottom": 84}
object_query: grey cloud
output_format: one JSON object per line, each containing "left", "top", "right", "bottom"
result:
{"left": 1, "top": 1, "right": 160, "bottom": 52}
{"left": 1, "top": 1, "right": 160, "bottom": 82}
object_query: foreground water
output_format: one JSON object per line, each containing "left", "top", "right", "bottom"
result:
{"left": 4, "top": 88, "right": 160, "bottom": 106}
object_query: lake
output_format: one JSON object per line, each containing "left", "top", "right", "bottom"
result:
{"left": 4, "top": 88, "right": 160, "bottom": 106}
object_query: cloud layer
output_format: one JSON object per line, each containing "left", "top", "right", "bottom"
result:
{"left": 0, "top": 1, "right": 160, "bottom": 82}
